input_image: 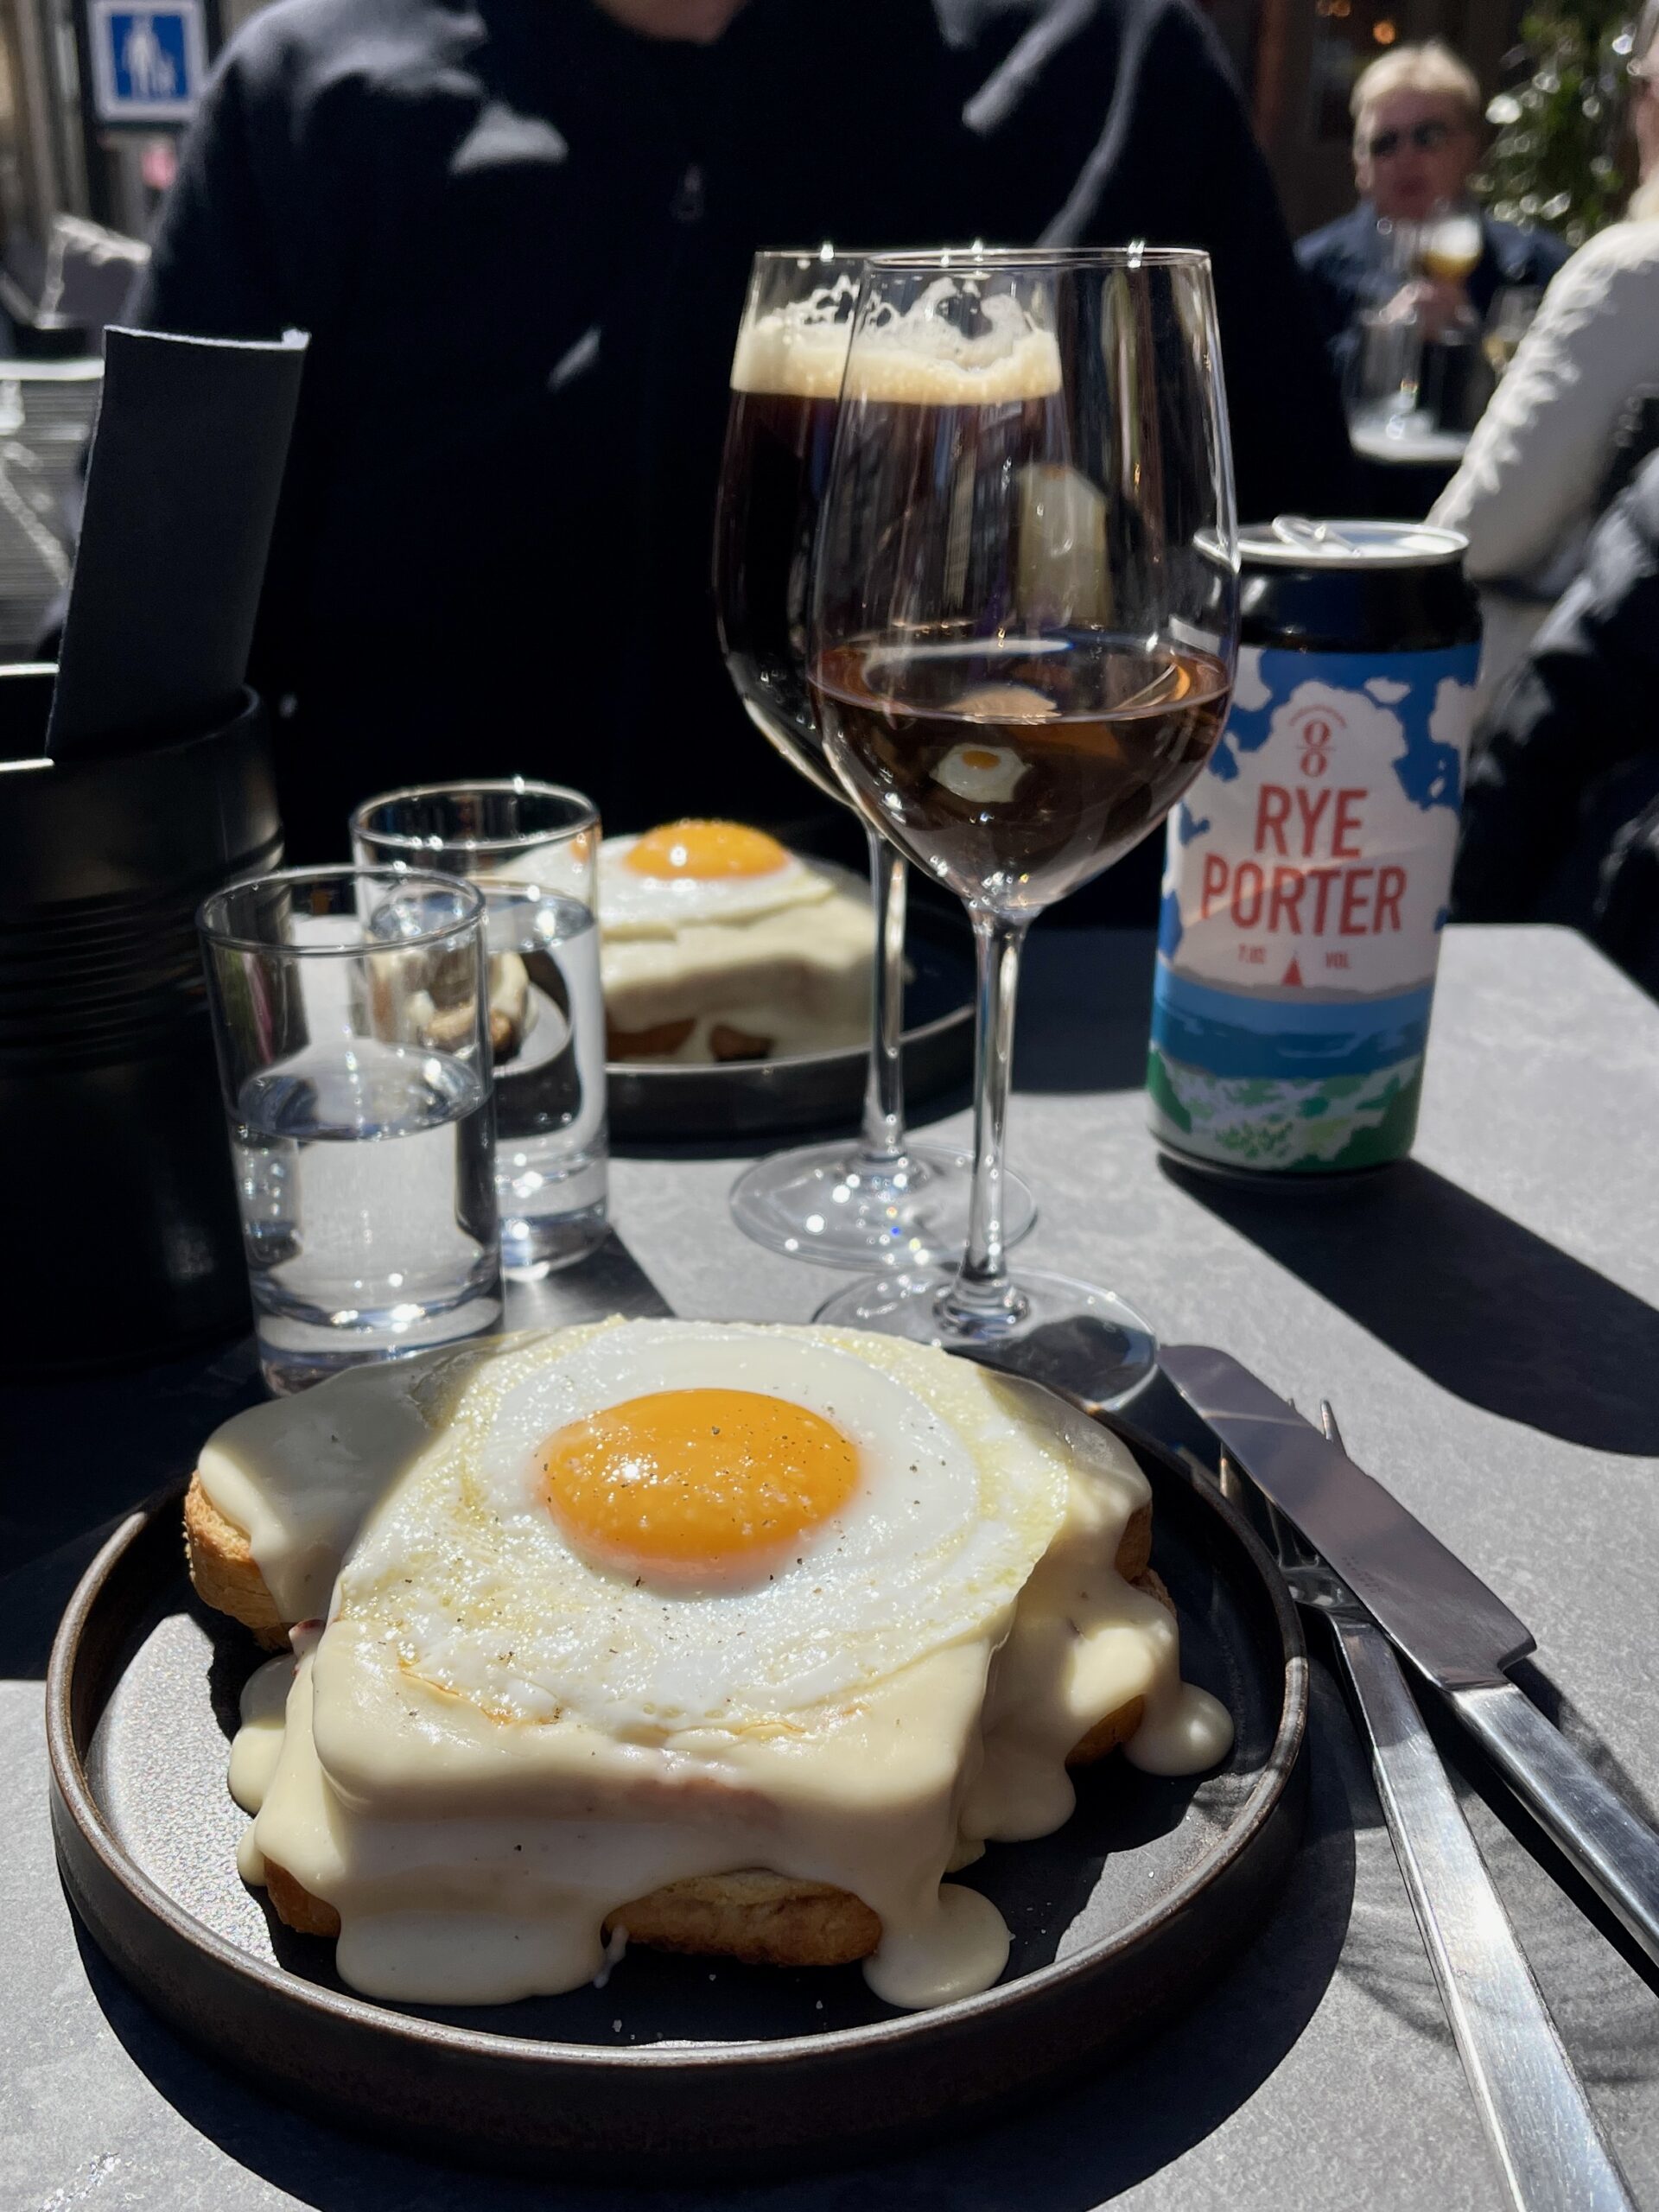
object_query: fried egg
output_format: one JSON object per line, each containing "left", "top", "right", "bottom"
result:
{"left": 328, "top": 1320, "right": 1072, "bottom": 1734}
{"left": 216, "top": 1319, "right": 1233, "bottom": 2011}
{"left": 931, "top": 741, "right": 1031, "bottom": 806}
{"left": 597, "top": 821, "right": 833, "bottom": 938}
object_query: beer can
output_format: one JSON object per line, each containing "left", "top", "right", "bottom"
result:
{"left": 1147, "top": 519, "right": 1479, "bottom": 1180}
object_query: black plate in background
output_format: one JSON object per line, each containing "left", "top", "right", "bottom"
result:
{"left": 49, "top": 1423, "right": 1306, "bottom": 2181}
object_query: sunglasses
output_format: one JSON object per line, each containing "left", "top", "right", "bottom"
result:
{"left": 1367, "top": 118, "right": 1455, "bottom": 158}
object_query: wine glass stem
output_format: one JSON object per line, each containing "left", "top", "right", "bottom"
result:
{"left": 943, "top": 910, "right": 1030, "bottom": 1329}
{"left": 859, "top": 827, "right": 908, "bottom": 1170}
{"left": 1400, "top": 319, "right": 1423, "bottom": 413}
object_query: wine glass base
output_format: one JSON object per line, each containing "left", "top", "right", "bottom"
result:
{"left": 729, "top": 1141, "right": 1035, "bottom": 1272}
{"left": 810, "top": 1268, "right": 1156, "bottom": 1410}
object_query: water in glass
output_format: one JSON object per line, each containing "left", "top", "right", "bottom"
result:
{"left": 234, "top": 1036, "right": 498, "bottom": 1382}
{"left": 199, "top": 866, "right": 504, "bottom": 1395}
{"left": 349, "top": 781, "right": 611, "bottom": 1279}
{"left": 483, "top": 886, "right": 608, "bottom": 1274}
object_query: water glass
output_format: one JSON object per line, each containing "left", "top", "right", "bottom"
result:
{"left": 352, "top": 781, "right": 607, "bottom": 1277}
{"left": 198, "top": 866, "right": 502, "bottom": 1395}
{"left": 1346, "top": 218, "right": 1427, "bottom": 435}
{"left": 1350, "top": 306, "right": 1424, "bottom": 434}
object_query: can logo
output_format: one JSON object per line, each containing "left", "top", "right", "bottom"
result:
{"left": 1148, "top": 640, "right": 1478, "bottom": 1173}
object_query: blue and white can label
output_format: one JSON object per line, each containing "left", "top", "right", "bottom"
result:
{"left": 1148, "top": 639, "right": 1478, "bottom": 1173}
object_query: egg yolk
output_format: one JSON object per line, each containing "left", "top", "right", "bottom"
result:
{"left": 625, "top": 821, "right": 789, "bottom": 880}
{"left": 539, "top": 1389, "right": 860, "bottom": 1580}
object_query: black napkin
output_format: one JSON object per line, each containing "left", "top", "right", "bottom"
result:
{"left": 46, "top": 325, "right": 308, "bottom": 761}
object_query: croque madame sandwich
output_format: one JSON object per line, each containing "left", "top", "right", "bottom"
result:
{"left": 186, "top": 1319, "right": 1232, "bottom": 2009}
{"left": 598, "top": 821, "right": 874, "bottom": 1064}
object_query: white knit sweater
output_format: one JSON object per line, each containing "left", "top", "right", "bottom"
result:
{"left": 1429, "top": 218, "right": 1659, "bottom": 703}
{"left": 1432, "top": 219, "right": 1659, "bottom": 592}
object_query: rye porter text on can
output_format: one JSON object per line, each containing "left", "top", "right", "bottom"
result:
{"left": 1147, "top": 520, "right": 1479, "bottom": 1179}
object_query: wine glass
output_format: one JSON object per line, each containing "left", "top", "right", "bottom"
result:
{"left": 1483, "top": 284, "right": 1541, "bottom": 380}
{"left": 1418, "top": 204, "right": 1483, "bottom": 289}
{"left": 712, "top": 246, "right": 1033, "bottom": 1270}
{"left": 1417, "top": 203, "right": 1484, "bottom": 359}
{"left": 807, "top": 248, "right": 1238, "bottom": 1404}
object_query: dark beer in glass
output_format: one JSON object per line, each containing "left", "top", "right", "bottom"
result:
{"left": 712, "top": 248, "right": 1033, "bottom": 1270}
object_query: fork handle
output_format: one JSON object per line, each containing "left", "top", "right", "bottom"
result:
{"left": 1332, "top": 1616, "right": 1634, "bottom": 2212}
{"left": 1452, "top": 1681, "right": 1659, "bottom": 1973}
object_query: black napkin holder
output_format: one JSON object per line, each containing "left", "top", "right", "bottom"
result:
{"left": 48, "top": 326, "right": 307, "bottom": 762}
{"left": 0, "top": 666, "right": 281, "bottom": 1374}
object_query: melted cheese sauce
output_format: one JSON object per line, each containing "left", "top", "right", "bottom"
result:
{"left": 601, "top": 894, "right": 874, "bottom": 1062}
{"left": 198, "top": 1340, "right": 511, "bottom": 1620}
{"left": 210, "top": 1329, "right": 1232, "bottom": 2012}
{"left": 229, "top": 1652, "right": 296, "bottom": 1886}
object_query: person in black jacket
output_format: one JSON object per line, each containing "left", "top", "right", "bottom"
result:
{"left": 1453, "top": 448, "right": 1659, "bottom": 994}
{"left": 1297, "top": 41, "right": 1567, "bottom": 385}
{"left": 130, "top": 0, "right": 1351, "bottom": 860}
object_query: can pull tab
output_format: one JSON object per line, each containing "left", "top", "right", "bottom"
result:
{"left": 1271, "top": 516, "right": 1363, "bottom": 556}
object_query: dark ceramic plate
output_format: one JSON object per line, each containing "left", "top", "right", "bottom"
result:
{"left": 48, "top": 1421, "right": 1306, "bottom": 2182}
{"left": 607, "top": 897, "right": 974, "bottom": 1142}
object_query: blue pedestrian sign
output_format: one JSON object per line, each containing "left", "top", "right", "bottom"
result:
{"left": 89, "top": 0, "right": 206, "bottom": 124}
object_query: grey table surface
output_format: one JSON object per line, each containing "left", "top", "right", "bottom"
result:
{"left": 3, "top": 922, "right": 1657, "bottom": 2212}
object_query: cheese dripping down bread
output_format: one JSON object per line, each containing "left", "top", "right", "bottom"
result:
{"left": 190, "top": 1320, "right": 1233, "bottom": 2010}
{"left": 597, "top": 823, "right": 874, "bottom": 1064}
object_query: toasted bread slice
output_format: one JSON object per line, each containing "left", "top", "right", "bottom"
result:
{"left": 256, "top": 1568, "right": 1175, "bottom": 1967}
{"left": 264, "top": 1859, "right": 343, "bottom": 1939}
{"left": 258, "top": 1863, "right": 880, "bottom": 1963}
{"left": 183, "top": 1470, "right": 1154, "bottom": 1647}
{"left": 183, "top": 1476, "right": 289, "bottom": 1649}
{"left": 193, "top": 1461, "right": 1166, "bottom": 1971}
{"left": 605, "top": 1871, "right": 881, "bottom": 1967}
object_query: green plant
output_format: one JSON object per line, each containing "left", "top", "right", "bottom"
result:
{"left": 1476, "top": 0, "right": 1635, "bottom": 245}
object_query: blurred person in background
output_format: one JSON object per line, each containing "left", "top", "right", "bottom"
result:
{"left": 130, "top": 0, "right": 1351, "bottom": 865}
{"left": 1297, "top": 41, "right": 1568, "bottom": 380}
{"left": 1452, "top": 444, "right": 1659, "bottom": 996}
{"left": 1432, "top": 0, "right": 1659, "bottom": 707}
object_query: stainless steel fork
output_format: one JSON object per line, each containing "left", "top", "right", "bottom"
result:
{"left": 1218, "top": 1402, "right": 1633, "bottom": 2212}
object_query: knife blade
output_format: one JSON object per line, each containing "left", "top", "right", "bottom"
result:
{"left": 1160, "top": 1344, "right": 1659, "bottom": 1972}
{"left": 1160, "top": 1344, "right": 1531, "bottom": 1688}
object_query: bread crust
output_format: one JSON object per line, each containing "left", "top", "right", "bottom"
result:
{"left": 184, "top": 1475, "right": 289, "bottom": 1649}
{"left": 265, "top": 1858, "right": 342, "bottom": 1939}
{"left": 193, "top": 1471, "right": 1169, "bottom": 1969}
{"left": 1117, "top": 1497, "right": 1153, "bottom": 1582}
{"left": 606, "top": 1015, "right": 696, "bottom": 1060}
{"left": 605, "top": 1872, "right": 882, "bottom": 1966}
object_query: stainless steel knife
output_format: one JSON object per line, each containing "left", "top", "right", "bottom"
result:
{"left": 1224, "top": 1407, "right": 1632, "bottom": 2212}
{"left": 1160, "top": 1344, "right": 1659, "bottom": 1972}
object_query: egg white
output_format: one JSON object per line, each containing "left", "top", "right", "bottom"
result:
{"left": 597, "top": 833, "right": 832, "bottom": 938}
{"left": 330, "top": 1320, "right": 1073, "bottom": 1734}
{"left": 931, "top": 741, "right": 1031, "bottom": 806}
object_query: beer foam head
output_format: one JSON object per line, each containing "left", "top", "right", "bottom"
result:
{"left": 730, "top": 284, "right": 855, "bottom": 399}
{"left": 846, "top": 287, "right": 1063, "bottom": 406}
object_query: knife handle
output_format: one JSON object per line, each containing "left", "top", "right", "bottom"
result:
{"left": 1452, "top": 1681, "right": 1659, "bottom": 1974}
{"left": 1334, "top": 1618, "right": 1633, "bottom": 2212}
